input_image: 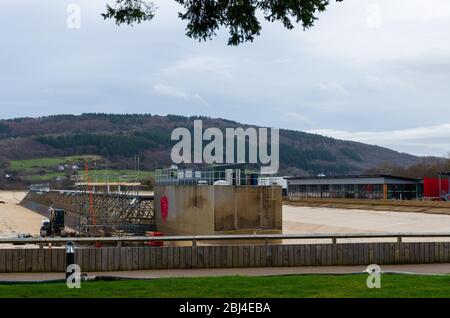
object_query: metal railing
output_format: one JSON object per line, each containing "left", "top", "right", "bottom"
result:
{"left": 2, "top": 232, "right": 450, "bottom": 247}
{"left": 155, "top": 168, "right": 282, "bottom": 187}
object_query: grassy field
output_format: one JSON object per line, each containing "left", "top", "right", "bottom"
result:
{"left": 1, "top": 274, "right": 450, "bottom": 298}
{"left": 20, "top": 170, "right": 154, "bottom": 182}
{"left": 22, "top": 172, "right": 68, "bottom": 181}
{"left": 8, "top": 156, "right": 153, "bottom": 182}
{"left": 9, "top": 155, "right": 102, "bottom": 173}
{"left": 82, "top": 169, "right": 154, "bottom": 182}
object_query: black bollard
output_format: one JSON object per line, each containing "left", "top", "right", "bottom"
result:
{"left": 65, "top": 241, "right": 75, "bottom": 280}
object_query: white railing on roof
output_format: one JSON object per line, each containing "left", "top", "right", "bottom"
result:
{"left": 155, "top": 168, "right": 281, "bottom": 187}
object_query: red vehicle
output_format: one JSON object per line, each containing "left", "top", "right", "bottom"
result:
{"left": 145, "top": 231, "right": 164, "bottom": 246}
{"left": 423, "top": 176, "right": 449, "bottom": 201}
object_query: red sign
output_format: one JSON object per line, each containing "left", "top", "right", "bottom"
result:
{"left": 161, "top": 195, "right": 169, "bottom": 222}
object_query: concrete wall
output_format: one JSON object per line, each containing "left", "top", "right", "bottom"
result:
{"left": 155, "top": 185, "right": 216, "bottom": 236}
{"left": 154, "top": 185, "right": 282, "bottom": 237}
{"left": 2, "top": 241, "right": 450, "bottom": 272}
{"left": 214, "top": 186, "right": 282, "bottom": 233}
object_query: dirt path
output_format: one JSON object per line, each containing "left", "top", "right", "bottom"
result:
{"left": 0, "top": 191, "right": 43, "bottom": 238}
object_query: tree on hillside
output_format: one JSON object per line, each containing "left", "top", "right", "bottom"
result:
{"left": 446, "top": 153, "right": 450, "bottom": 172}
{"left": 102, "top": 0, "right": 343, "bottom": 45}
{"left": 365, "top": 158, "right": 450, "bottom": 179}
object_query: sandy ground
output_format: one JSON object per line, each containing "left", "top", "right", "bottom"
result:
{"left": 283, "top": 205, "right": 450, "bottom": 243}
{"left": 0, "top": 191, "right": 43, "bottom": 238}
{"left": 283, "top": 205, "right": 450, "bottom": 233}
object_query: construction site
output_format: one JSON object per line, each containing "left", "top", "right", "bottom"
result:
{"left": 4, "top": 166, "right": 283, "bottom": 239}
{"left": 1, "top": 165, "right": 450, "bottom": 274}
{"left": 21, "top": 181, "right": 156, "bottom": 238}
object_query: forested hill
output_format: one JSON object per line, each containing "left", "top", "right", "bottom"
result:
{"left": 0, "top": 113, "right": 422, "bottom": 176}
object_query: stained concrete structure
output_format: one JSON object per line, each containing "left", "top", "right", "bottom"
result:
{"left": 154, "top": 185, "right": 282, "bottom": 237}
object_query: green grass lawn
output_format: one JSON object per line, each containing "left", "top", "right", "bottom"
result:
{"left": 1, "top": 274, "right": 450, "bottom": 298}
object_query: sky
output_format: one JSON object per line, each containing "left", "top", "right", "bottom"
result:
{"left": 0, "top": 0, "right": 449, "bottom": 157}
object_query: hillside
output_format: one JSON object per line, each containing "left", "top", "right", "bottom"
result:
{"left": 0, "top": 113, "right": 426, "bottom": 186}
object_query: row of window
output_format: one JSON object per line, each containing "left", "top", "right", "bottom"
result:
{"left": 288, "top": 184, "right": 419, "bottom": 199}
{"left": 288, "top": 184, "right": 384, "bottom": 199}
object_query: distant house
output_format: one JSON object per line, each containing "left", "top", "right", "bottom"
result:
{"left": 57, "top": 165, "right": 65, "bottom": 172}
{"left": 5, "top": 174, "right": 12, "bottom": 179}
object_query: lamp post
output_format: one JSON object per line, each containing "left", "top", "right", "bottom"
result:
{"left": 65, "top": 241, "right": 75, "bottom": 279}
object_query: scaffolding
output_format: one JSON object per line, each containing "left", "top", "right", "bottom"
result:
{"left": 71, "top": 173, "right": 155, "bottom": 236}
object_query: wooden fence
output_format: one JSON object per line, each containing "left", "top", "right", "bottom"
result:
{"left": 1, "top": 241, "right": 450, "bottom": 273}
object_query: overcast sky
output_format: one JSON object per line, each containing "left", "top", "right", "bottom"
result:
{"left": 0, "top": 0, "right": 449, "bottom": 157}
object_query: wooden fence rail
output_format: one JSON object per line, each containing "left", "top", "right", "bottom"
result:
{"left": 1, "top": 241, "right": 450, "bottom": 273}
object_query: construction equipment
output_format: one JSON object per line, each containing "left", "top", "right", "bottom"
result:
{"left": 40, "top": 207, "right": 66, "bottom": 237}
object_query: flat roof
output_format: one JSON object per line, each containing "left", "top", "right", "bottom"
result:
{"left": 286, "top": 174, "right": 421, "bottom": 182}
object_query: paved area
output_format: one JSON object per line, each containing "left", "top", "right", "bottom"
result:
{"left": 0, "top": 264, "right": 449, "bottom": 282}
